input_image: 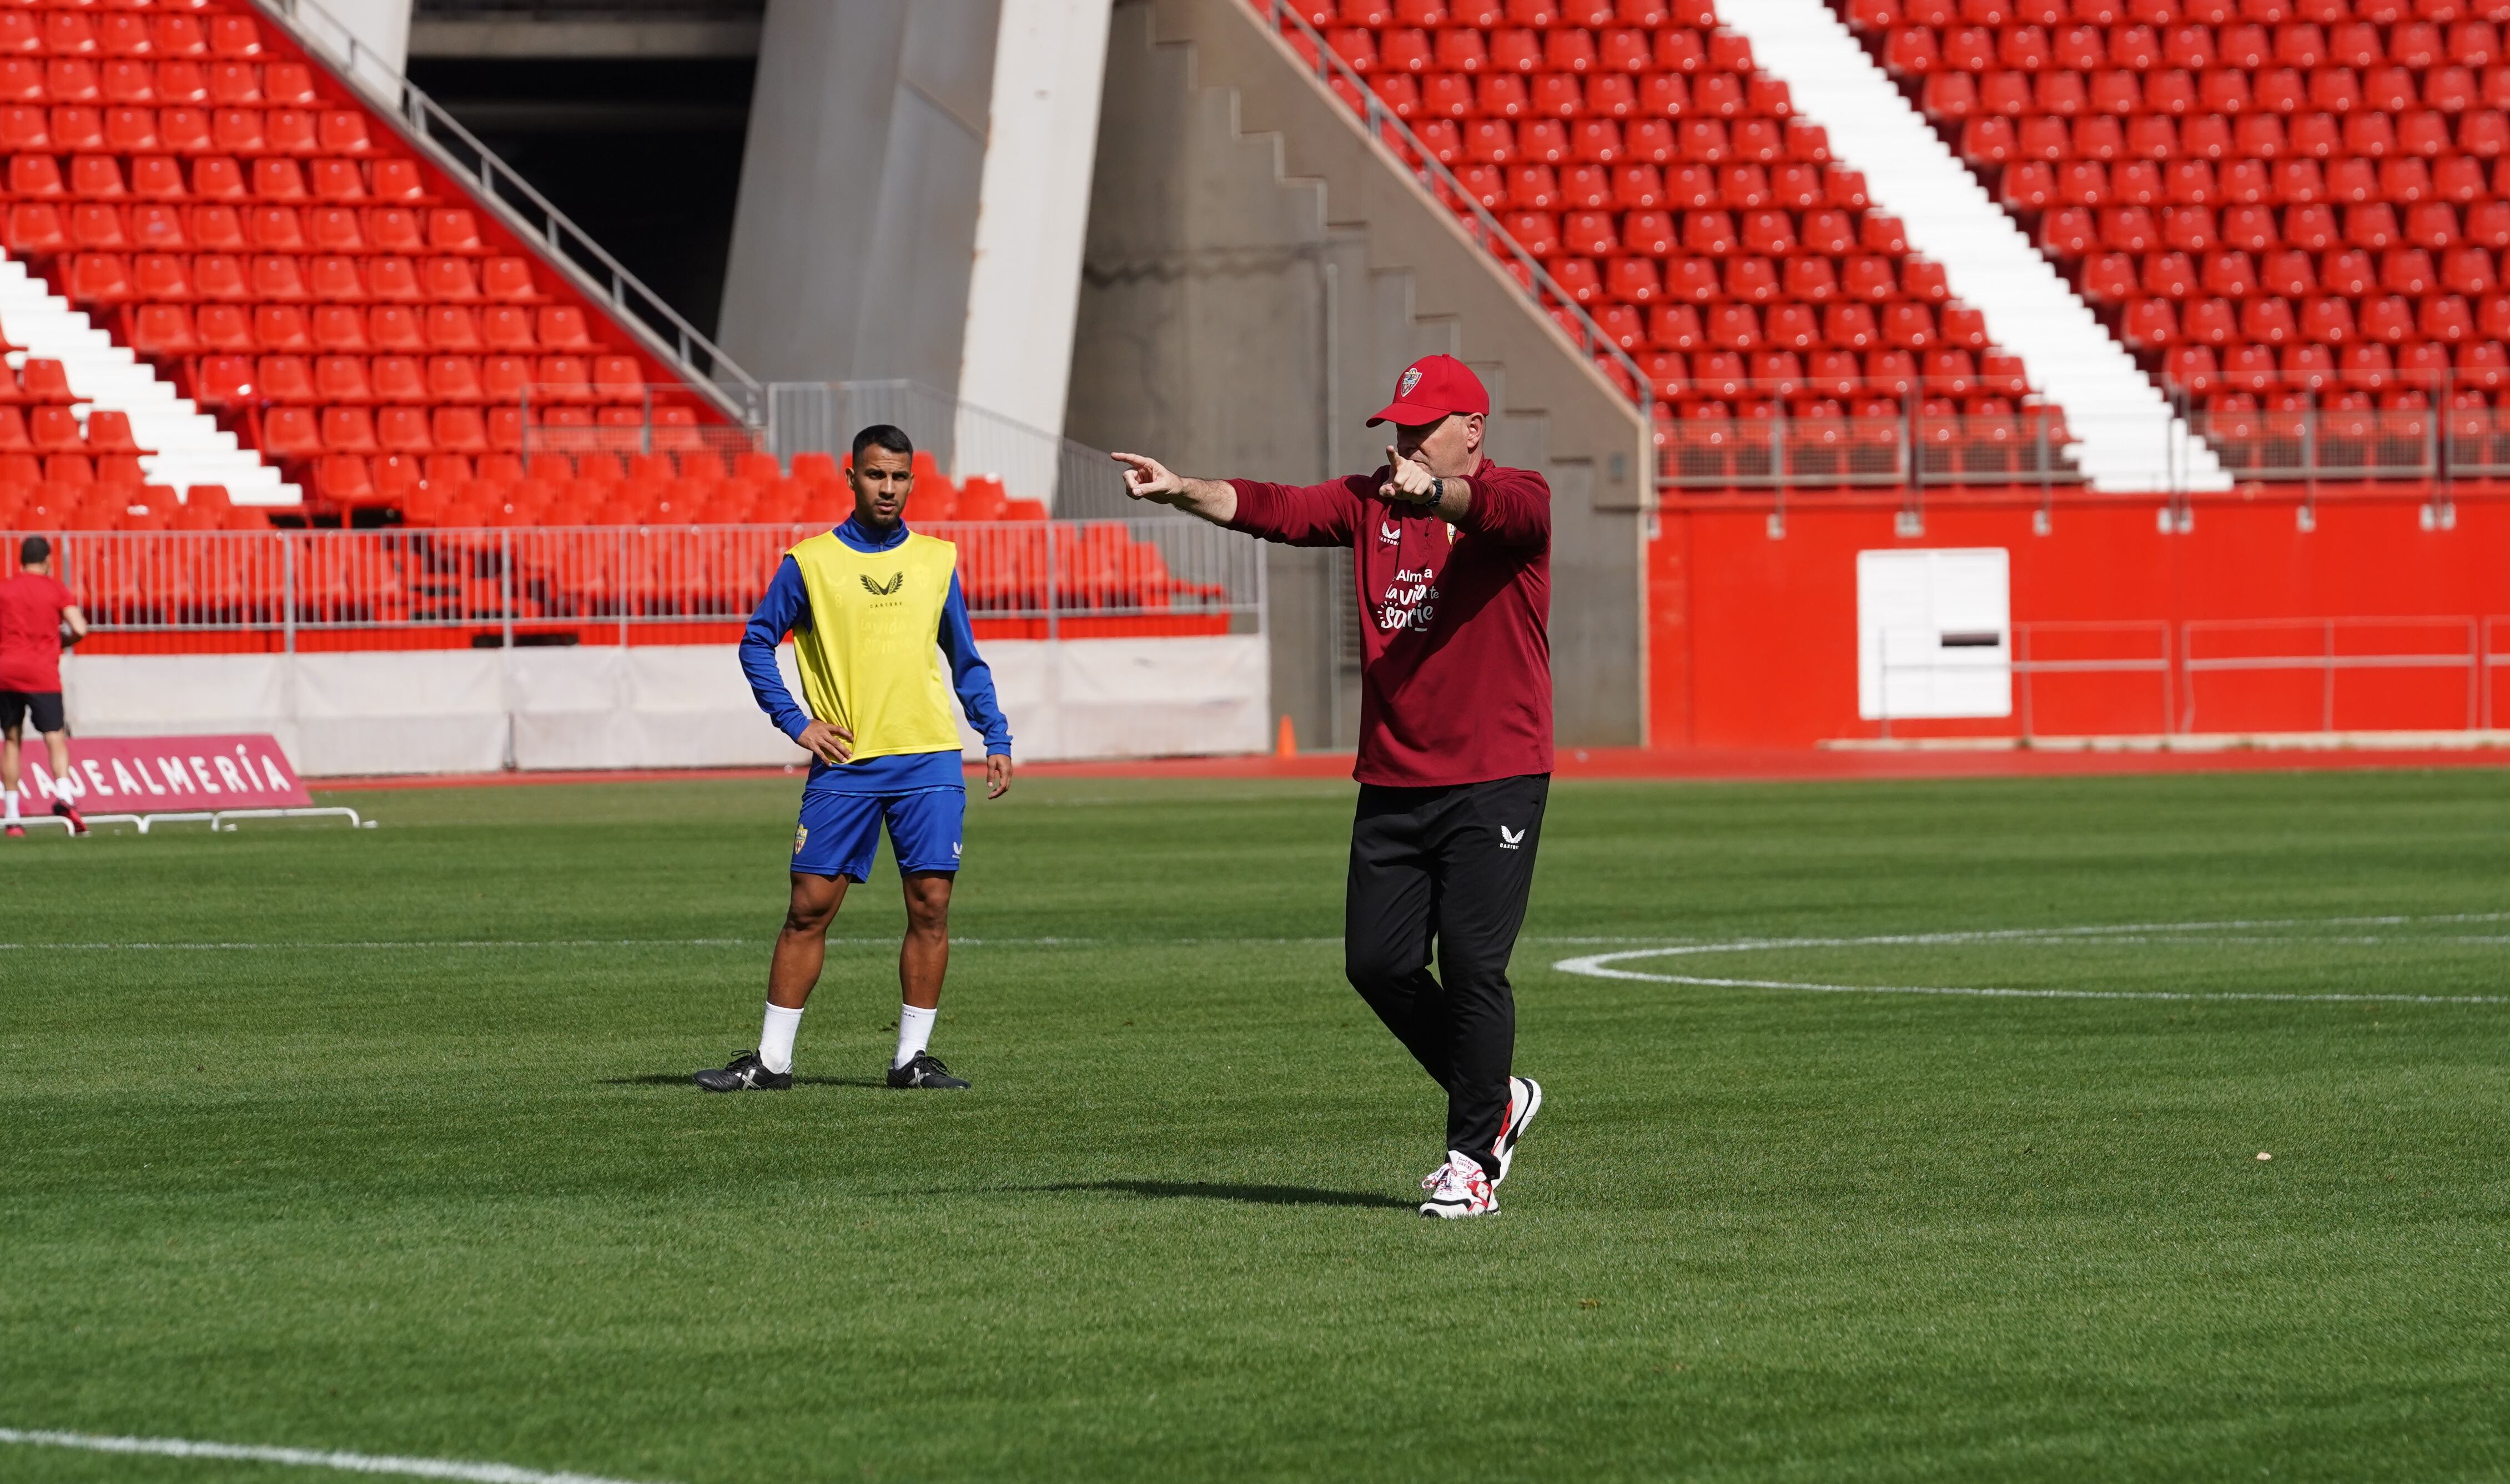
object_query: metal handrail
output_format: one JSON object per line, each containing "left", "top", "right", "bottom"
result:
{"left": 251, "top": 0, "right": 763, "bottom": 423}
{"left": 11, "top": 519, "right": 1266, "bottom": 651}
{"left": 1256, "top": 0, "right": 1654, "bottom": 423}
{"left": 2181, "top": 616, "right": 2483, "bottom": 733}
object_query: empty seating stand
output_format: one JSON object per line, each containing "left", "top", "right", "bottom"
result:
{"left": 1852, "top": 0, "right": 2510, "bottom": 476}
{"left": 1259, "top": 0, "right": 2064, "bottom": 485}
{"left": 0, "top": 0, "right": 729, "bottom": 521}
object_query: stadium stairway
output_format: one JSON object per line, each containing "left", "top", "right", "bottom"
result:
{"left": 1719, "top": 0, "right": 2231, "bottom": 489}
{"left": 0, "top": 253, "right": 284, "bottom": 500}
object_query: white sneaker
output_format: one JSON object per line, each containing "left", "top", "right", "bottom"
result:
{"left": 1493, "top": 1075, "right": 1542, "bottom": 1184}
{"left": 1419, "top": 1152, "right": 1498, "bottom": 1219}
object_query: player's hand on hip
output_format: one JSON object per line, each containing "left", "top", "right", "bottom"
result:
{"left": 985, "top": 753, "right": 1013, "bottom": 799}
{"left": 1112, "top": 452, "right": 1183, "bottom": 502}
{"left": 1379, "top": 445, "right": 1436, "bottom": 505}
{"left": 797, "top": 720, "right": 852, "bottom": 764}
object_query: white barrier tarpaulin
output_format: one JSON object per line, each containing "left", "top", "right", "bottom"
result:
{"left": 59, "top": 637, "right": 1270, "bottom": 776}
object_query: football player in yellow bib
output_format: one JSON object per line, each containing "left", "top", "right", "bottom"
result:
{"left": 696, "top": 425, "right": 1014, "bottom": 1093}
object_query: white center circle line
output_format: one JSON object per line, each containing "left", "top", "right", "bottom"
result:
{"left": 1549, "top": 913, "right": 2510, "bottom": 1005}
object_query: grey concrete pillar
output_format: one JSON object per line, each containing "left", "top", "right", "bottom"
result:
{"left": 717, "top": 0, "right": 1002, "bottom": 390}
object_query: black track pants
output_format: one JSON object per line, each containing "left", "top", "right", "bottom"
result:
{"left": 1343, "top": 773, "right": 1549, "bottom": 1171}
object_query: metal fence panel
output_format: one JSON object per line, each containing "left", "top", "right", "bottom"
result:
{"left": 766, "top": 381, "right": 1140, "bottom": 521}
{"left": 1657, "top": 415, "right": 2078, "bottom": 488}
{"left": 8, "top": 520, "right": 1265, "bottom": 642}
{"left": 2194, "top": 410, "right": 2439, "bottom": 481}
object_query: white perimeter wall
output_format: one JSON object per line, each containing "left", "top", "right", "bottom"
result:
{"left": 61, "top": 636, "right": 1268, "bottom": 777}
{"left": 956, "top": 0, "right": 1114, "bottom": 496}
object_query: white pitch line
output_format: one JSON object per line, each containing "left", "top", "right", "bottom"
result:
{"left": 0, "top": 1427, "right": 666, "bottom": 1484}
{"left": 6, "top": 914, "right": 2509, "bottom": 959}
{"left": 0, "top": 937, "right": 1094, "bottom": 952}
{"left": 0, "top": 935, "right": 1371, "bottom": 952}
{"left": 0, "top": 939, "right": 761, "bottom": 951}
{"left": 1551, "top": 913, "right": 2510, "bottom": 1005}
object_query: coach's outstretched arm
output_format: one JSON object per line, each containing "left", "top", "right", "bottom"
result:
{"left": 1113, "top": 452, "right": 1237, "bottom": 524}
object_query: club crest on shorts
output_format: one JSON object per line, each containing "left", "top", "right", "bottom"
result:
{"left": 793, "top": 823, "right": 808, "bottom": 854}
{"left": 1398, "top": 366, "right": 1422, "bottom": 398}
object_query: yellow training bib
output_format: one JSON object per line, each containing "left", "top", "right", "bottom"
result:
{"left": 783, "top": 530, "right": 963, "bottom": 762}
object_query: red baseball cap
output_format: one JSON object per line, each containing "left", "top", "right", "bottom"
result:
{"left": 1366, "top": 354, "right": 1490, "bottom": 427}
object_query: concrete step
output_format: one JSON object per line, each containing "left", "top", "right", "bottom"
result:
{"left": 0, "top": 257, "right": 293, "bottom": 502}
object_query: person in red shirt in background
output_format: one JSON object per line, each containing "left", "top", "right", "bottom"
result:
{"left": 1113, "top": 354, "right": 1551, "bottom": 1219}
{"left": 1, "top": 536, "right": 90, "bottom": 838}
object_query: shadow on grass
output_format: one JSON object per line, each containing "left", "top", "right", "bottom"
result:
{"left": 601, "top": 1073, "right": 889, "bottom": 1089}
{"left": 1025, "top": 1180, "right": 1416, "bottom": 1210}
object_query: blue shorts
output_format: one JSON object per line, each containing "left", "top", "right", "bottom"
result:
{"left": 792, "top": 788, "right": 965, "bottom": 882}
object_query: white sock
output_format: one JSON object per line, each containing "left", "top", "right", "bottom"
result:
{"left": 2, "top": 789, "right": 17, "bottom": 823}
{"left": 893, "top": 1003, "right": 937, "bottom": 1069}
{"left": 758, "top": 1003, "right": 803, "bottom": 1074}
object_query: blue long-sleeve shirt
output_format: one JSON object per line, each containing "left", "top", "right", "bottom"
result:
{"left": 741, "top": 515, "right": 1013, "bottom": 795}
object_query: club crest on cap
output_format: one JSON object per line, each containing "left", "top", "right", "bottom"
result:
{"left": 1399, "top": 366, "right": 1423, "bottom": 396}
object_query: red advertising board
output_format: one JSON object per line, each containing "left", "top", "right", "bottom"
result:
{"left": 18, "top": 735, "right": 313, "bottom": 813}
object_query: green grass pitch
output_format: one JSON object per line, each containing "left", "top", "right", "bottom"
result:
{"left": 2, "top": 768, "right": 2507, "bottom": 1481}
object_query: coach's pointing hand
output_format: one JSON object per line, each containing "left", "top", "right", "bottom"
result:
{"left": 1380, "top": 445, "right": 1436, "bottom": 506}
{"left": 1110, "top": 452, "right": 1239, "bottom": 525}
{"left": 1113, "top": 451, "right": 1182, "bottom": 501}
{"left": 797, "top": 719, "right": 853, "bottom": 766}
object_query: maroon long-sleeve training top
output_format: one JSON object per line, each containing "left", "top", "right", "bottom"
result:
{"left": 1227, "top": 457, "right": 1552, "bottom": 788}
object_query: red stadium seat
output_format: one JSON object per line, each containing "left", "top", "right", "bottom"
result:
{"left": 314, "top": 355, "right": 374, "bottom": 405}
{"left": 357, "top": 305, "right": 420, "bottom": 355}
{"left": 193, "top": 355, "right": 253, "bottom": 409}
{"left": 371, "top": 356, "right": 425, "bottom": 404}
{"left": 257, "top": 355, "right": 317, "bottom": 405}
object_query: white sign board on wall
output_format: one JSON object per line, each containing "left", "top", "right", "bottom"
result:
{"left": 1857, "top": 548, "right": 2012, "bottom": 721}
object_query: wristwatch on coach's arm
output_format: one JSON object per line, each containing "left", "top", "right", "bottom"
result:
{"left": 1419, "top": 477, "right": 1445, "bottom": 510}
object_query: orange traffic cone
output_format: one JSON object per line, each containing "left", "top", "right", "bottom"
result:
{"left": 1275, "top": 714, "right": 1298, "bottom": 757}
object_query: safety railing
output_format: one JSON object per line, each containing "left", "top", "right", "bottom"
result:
{"left": 510, "top": 390, "right": 769, "bottom": 464}
{"left": 1658, "top": 411, "right": 2080, "bottom": 489}
{"left": 2165, "top": 370, "right": 2510, "bottom": 484}
{"left": 4, "top": 519, "right": 1267, "bottom": 648}
{"left": 766, "top": 382, "right": 1137, "bottom": 521}
{"left": 1251, "top": 0, "right": 1654, "bottom": 422}
{"left": 253, "top": 0, "right": 764, "bottom": 424}
{"left": 1867, "top": 617, "right": 2510, "bottom": 738}
{"left": 2190, "top": 408, "right": 2441, "bottom": 482}
{"left": 2182, "top": 617, "right": 2482, "bottom": 734}
{"left": 2015, "top": 621, "right": 2175, "bottom": 738}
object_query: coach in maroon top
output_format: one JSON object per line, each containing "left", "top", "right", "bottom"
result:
{"left": 1115, "top": 354, "right": 1551, "bottom": 1219}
